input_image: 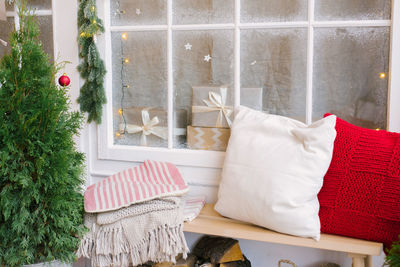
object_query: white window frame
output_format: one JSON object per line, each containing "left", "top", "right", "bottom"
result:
{"left": 98, "top": 0, "right": 400, "bottom": 168}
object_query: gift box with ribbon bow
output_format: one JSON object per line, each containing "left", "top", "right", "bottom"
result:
{"left": 192, "top": 86, "right": 234, "bottom": 128}
{"left": 191, "top": 86, "right": 263, "bottom": 128}
{"left": 117, "top": 107, "right": 187, "bottom": 147}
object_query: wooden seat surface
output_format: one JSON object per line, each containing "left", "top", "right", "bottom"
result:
{"left": 184, "top": 204, "right": 382, "bottom": 256}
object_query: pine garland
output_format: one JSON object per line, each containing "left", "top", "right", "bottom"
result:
{"left": 385, "top": 236, "right": 400, "bottom": 267}
{"left": 0, "top": 1, "right": 86, "bottom": 265}
{"left": 77, "top": 0, "right": 106, "bottom": 124}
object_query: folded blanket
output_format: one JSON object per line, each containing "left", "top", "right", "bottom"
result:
{"left": 80, "top": 161, "right": 191, "bottom": 267}
{"left": 84, "top": 160, "right": 189, "bottom": 213}
{"left": 78, "top": 197, "right": 189, "bottom": 267}
{"left": 183, "top": 196, "right": 206, "bottom": 222}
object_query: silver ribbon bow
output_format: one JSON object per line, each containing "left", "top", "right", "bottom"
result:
{"left": 192, "top": 87, "right": 233, "bottom": 128}
{"left": 120, "top": 109, "right": 168, "bottom": 146}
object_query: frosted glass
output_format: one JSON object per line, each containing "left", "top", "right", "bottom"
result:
{"left": 241, "top": 29, "right": 307, "bottom": 121}
{"left": 110, "top": 0, "right": 167, "bottom": 26}
{"left": 313, "top": 27, "right": 389, "bottom": 129}
{"left": 28, "top": 0, "right": 52, "bottom": 9}
{"left": 6, "top": 0, "right": 52, "bottom": 11}
{"left": 173, "top": 0, "right": 234, "bottom": 24}
{"left": 315, "top": 0, "right": 391, "bottom": 21}
{"left": 173, "top": 30, "right": 234, "bottom": 149}
{"left": 112, "top": 31, "right": 168, "bottom": 147}
{"left": 37, "top": 16, "right": 54, "bottom": 61}
{"left": 0, "top": 18, "right": 14, "bottom": 58}
{"left": 0, "top": 17, "right": 52, "bottom": 61}
{"left": 241, "top": 0, "right": 307, "bottom": 23}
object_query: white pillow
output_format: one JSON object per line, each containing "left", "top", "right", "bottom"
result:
{"left": 215, "top": 106, "right": 337, "bottom": 240}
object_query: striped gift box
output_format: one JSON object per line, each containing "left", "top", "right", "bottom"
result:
{"left": 84, "top": 160, "right": 189, "bottom": 213}
{"left": 187, "top": 126, "right": 231, "bottom": 151}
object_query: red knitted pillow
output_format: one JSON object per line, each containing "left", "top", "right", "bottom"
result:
{"left": 318, "top": 114, "right": 400, "bottom": 248}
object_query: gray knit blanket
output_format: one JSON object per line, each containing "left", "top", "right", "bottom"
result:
{"left": 78, "top": 197, "right": 189, "bottom": 267}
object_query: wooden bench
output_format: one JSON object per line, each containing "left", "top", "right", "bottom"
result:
{"left": 184, "top": 204, "right": 383, "bottom": 267}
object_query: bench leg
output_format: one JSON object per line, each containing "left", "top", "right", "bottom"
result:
{"left": 365, "top": 255, "right": 373, "bottom": 267}
{"left": 347, "top": 253, "right": 366, "bottom": 267}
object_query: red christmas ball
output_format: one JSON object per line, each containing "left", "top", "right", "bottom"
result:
{"left": 58, "top": 73, "right": 71, "bottom": 87}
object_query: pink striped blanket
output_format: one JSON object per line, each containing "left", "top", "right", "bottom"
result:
{"left": 84, "top": 160, "right": 189, "bottom": 213}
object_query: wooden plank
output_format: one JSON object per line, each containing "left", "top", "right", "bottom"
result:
{"left": 184, "top": 204, "right": 382, "bottom": 256}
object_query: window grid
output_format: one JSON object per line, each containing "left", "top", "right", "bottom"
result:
{"left": 100, "top": 0, "right": 396, "bottom": 167}
{"left": 306, "top": 0, "right": 315, "bottom": 124}
{"left": 167, "top": 0, "right": 173, "bottom": 148}
{"left": 109, "top": 20, "right": 392, "bottom": 32}
{"left": 7, "top": 9, "right": 53, "bottom": 30}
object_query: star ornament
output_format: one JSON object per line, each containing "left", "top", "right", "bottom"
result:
{"left": 184, "top": 43, "right": 192, "bottom": 50}
{"left": 204, "top": 54, "right": 212, "bottom": 62}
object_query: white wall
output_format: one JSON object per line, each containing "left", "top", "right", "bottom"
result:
{"left": 54, "top": 1, "right": 386, "bottom": 267}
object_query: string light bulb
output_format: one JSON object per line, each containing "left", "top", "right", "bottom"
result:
{"left": 92, "top": 19, "right": 97, "bottom": 24}
{"left": 80, "top": 32, "right": 86, "bottom": 37}
{"left": 121, "top": 33, "right": 128, "bottom": 40}
{"left": 91, "top": 6, "right": 96, "bottom": 12}
{"left": 123, "top": 58, "right": 130, "bottom": 64}
{"left": 379, "top": 72, "right": 386, "bottom": 79}
{"left": 376, "top": 128, "right": 381, "bottom": 131}
{"left": 115, "top": 9, "right": 126, "bottom": 15}
{"left": 116, "top": 132, "right": 121, "bottom": 137}
{"left": 118, "top": 108, "right": 123, "bottom": 115}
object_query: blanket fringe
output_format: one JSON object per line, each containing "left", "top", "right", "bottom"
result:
{"left": 78, "top": 223, "right": 188, "bottom": 267}
{"left": 77, "top": 237, "right": 94, "bottom": 259}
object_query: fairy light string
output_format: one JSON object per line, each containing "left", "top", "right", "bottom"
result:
{"left": 116, "top": 0, "right": 128, "bottom": 136}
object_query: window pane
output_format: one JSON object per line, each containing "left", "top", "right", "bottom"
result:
{"left": 241, "top": 0, "right": 308, "bottom": 23}
{"left": 112, "top": 31, "right": 168, "bottom": 147}
{"left": 110, "top": 0, "right": 167, "bottom": 26}
{"left": 241, "top": 29, "right": 307, "bottom": 121}
{"left": 315, "top": 0, "right": 391, "bottom": 21}
{"left": 0, "top": 18, "right": 14, "bottom": 58}
{"left": 6, "top": 0, "right": 52, "bottom": 11}
{"left": 0, "top": 16, "right": 52, "bottom": 61}
{"left": 173, "top": 30, "right": 234, "bottom": 149}
{"left": 173, "top": 0, "right": 234, "bottom": 24}
{"left": 28, "top": 0, "right": 52, "bottom": 9}
{"left": 37, "top": 16, "right": 53, "bottom": 61}
{"left": 313, "top": 27, "right": 389, "bottom": 129}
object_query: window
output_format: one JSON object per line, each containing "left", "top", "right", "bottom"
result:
{"left": 99, "top": 0, "right": 399, "bottom": 167}
{"left": 0, "top": 0, "right": 54, "bottom": 61}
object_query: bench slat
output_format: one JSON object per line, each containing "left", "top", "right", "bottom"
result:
{"left": 184, "top": 204, "right": 382, "bottom": 256}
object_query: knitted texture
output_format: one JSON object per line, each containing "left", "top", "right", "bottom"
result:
{"left": 318, "top": 114, "right": 400, "bottom": 248}
{"left": 78, "top": 197, "right": 189, "bottom": 267}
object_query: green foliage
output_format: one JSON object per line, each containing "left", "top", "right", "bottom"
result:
{"left": 385, "top": 236, "right": 400, "bottom": 267}
{"left": 77, "top": 0, "right": 106, "bottom": 124}
{"left": 0, "top": 1, "right": 86, "bottom": 266}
